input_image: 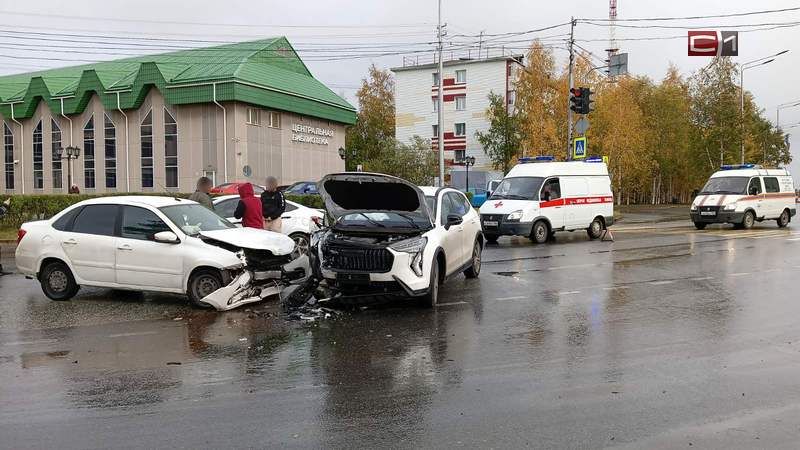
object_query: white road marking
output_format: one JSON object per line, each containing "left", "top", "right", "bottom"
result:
{"left": 786, "top": 237, "right": 800, "bottom": 241}
{"left": 558, "top": 291, "right": 581, "bottom": 295}
{"left": 649, "top": 280, "right": 675, "bottom": 286}
{"left": 107, "top": 331, "right": 160, "bottom": 338}
{"left": 495, "top": 296, "right": 527, "bottom": 301}
{"left": 730, "top": 272, "right": 750, "bottom": 277}
{"left": 603, "top": 286, "right": 629, "bottom": 290}
{"left": 2, "top": 339, "right": 59, "bottom": 346}
{"left": 690, "top": 276, "right": 713, "bottom": 281}
{"left": 437, "top": 301, "right": 468, "bottom": 307}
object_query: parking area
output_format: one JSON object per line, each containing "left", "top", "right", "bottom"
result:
{"left": 2, "top": 214, "right": 800, "bottom": 448}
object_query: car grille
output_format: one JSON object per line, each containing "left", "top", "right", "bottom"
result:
{"left": 481, "top": 214, "right": 506, "bottom": 225}
{"left": 322, "top": 245, "right": 394, "bottom": 273}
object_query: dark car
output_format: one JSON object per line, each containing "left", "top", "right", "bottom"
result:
{"left": 284, "top": 181, "right": 319, "bottom": 196}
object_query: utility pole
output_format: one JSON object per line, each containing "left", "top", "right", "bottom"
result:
{"left": 566, "top": 17, "right": 576, "bottom": 160}
{"left": 437, "top": 0, "right": 445, "bottom": 187}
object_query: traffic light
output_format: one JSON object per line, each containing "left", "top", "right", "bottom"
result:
{"left": 569, "top": 87, "right": 583, "bottom": 113}
{"left": 582, "top": 87, "right": 596, "bottom": 114}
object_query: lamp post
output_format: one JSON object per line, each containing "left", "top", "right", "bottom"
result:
{"left": 338, "top": 146, "right": 356, "bottom": 171}
{"left": 740, "top": 50, "right": 788, "bottom": 164}
{"left": 464, "top": 155, "right": 476, "bottom": 193}
{"left": 54, "top": 145, "right": 81, "bottom": 190}
{"left": 777, "top": 99, "right": 800, "bottom": 128}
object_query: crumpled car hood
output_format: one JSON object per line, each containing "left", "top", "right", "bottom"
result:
{"left": 318, "top": 172, "right": 432, "bottom": 223}
{"left": 199, "top": 227, "right": 295, "bottom": 255}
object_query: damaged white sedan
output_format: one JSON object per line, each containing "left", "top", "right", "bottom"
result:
{"left": 15, "top": 196, "right": 310, "bottom": 311}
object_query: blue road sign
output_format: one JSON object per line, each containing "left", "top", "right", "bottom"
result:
{"left": 573, "top": 137, "right": 587, "bottom": 159}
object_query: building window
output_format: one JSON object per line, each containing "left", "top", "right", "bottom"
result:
{"left": 456, "top": 69, "right": 466, "bottom": 83}
{"left": 455, "top": 95, "right": 466, "bottom": 111}
{"left": 33, "top": 121, "right": 43, "bottom": 189}
{"left": 3, "top": 123, "right": 13, "bottom": 190}
{"left": 104, "top": 113, "right": 116, "bottom": 189}
{"left": 432, "top": 124, "right": 439, "bottom": 137}
{"left": 507, "top": 90, "right": 516, "bottom": 106}
{"left": 140, "top": 110, "right": 153, "bottom": 188}
{"left": 432, "top": 98, "right": 438, "bottom": 112}
{"left": 432, "top": 72, "right": 440, "bottom": 86}
{"left": 454, "top": 122, "right": 466, "bottom": 137}
{"left": 83, "top": 116, "right": 95, "bottom": 189}
{"left": 268, "top": 111, "right": 281, "bottom": 128}
{"left": 246, "top": 108, "right": 261, "bottom": 126}
{"left": 164, "top": 108, "right": 178, "bottom": 189}
{"left": 455, "top": 150, "right": 466, "bottom": 161}
{"left": 51, "top": 119, "right": 62, "bottom": 190}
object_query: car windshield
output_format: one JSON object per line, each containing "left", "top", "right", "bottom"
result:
{"left": 700, "top": 177, "right": 749, "bottom": 195}
{"left": 159, "top": 204, "right": 235, "bottom": 236}
{"left": 489, "top": 177, "right": 545, "bottom": 201}
{"left": 337, "top": 212, "right": 431, "bottom": 231}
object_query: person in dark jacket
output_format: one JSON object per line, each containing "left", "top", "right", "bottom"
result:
{"left": 261, "top": 176, "right": 286, "bottom": 232}
{"left": 234, "top": 183, "right": 263, "bottom": 228}
{"left": 189, "top": 177, "right": 214, "bottom": 210}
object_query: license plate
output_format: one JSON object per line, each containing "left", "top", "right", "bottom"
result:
{"left": 700, "top": 211, "right": 716, "bottom": 216}
{"left": 483, "top": 221, "right": 498, "bottom": 227}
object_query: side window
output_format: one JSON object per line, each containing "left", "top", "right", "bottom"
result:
{"left": 52, "top": 206, "right": 83, "bottom": 231}
{"left": 541, "top": 178, "right": 561, "bottom": 201}
{"left": 71, "top": 205, "right": 118, "bottom": 236}
{"left": 764, "top": 177, "right": 780, "bottom": 193}
{"left": 447, "top": 192, "right": 470, "bottom": 217}
{"left": 121, "top": 206, "right": 171, "bottom": 241}
{"left": 216, "top": 199, "right": 239, "bottom": 218}
{"left": 747, "top": 178, "right": 762, "bottom": 196}
{"left": 439, "top": 193, "right": 454, "bottom": 225}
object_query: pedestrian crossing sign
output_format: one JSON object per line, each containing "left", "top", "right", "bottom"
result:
{"left": 573, "top": 137, "right": 587, "bottom": 159}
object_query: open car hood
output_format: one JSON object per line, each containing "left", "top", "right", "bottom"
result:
{"left": 199, "top": 227, "right": 295, "bottom": 256}
{"left": 318, "top": 172, "right": 432, "bottom": 223}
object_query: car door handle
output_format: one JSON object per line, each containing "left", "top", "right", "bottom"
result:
{"left": 117, "top": 244, "right": 133, "bottom": 251}
{"left": 62, "top": 239, "right": 77, "bottom": 246}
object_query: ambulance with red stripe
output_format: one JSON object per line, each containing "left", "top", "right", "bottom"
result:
{"left": 690, "top": 164, "right": 796, "bottom": 230}
{"left": 479, "top": 156, "right": 614, "bottom": 244}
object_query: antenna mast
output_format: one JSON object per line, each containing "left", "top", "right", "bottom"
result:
{"left": 606, "top": 0, "right": 618, "bottom": 76}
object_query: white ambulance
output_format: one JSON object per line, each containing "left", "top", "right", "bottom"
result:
{"left": 690, "top": 164, "right": 797, "bottom": 229}
{"left": 479, "top": 156, "right": 614, "bottom": 244}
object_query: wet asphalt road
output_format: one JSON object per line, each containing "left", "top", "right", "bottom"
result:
{"left": 2, "top": 216, "right": 800, "bottom": 449}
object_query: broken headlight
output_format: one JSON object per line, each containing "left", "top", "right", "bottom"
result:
{"left": 390, "top": 236, "right": 427, "bottom": 277}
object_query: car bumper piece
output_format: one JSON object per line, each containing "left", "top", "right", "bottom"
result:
{"left": 690, "top": 211, "right": 745, "bottom": 224}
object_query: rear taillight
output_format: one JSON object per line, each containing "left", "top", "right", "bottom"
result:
{"left": 17, "top": 229, "right": 27, "bottom": 244}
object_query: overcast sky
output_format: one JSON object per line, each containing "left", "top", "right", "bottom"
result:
{"left": 2, "top": 0, "right": 800, "bottom": 175}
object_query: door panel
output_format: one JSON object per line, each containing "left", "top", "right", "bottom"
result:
{"left": 61, "top": 204, "right": 118, "bottom": 284}
{"left": 747, "top": 177, "right": 765, "bottom": 218}
{"left": 541, "top": 178, "right": 565, "bottom": 229}
{"left": 438, "top": 193, "right": 462, "bottom": 274}
{"left": 763, "top": 176, "right": 781, "bottom": 218}
{"left": 115, "top": 206, "right": 184, "bottom": 289}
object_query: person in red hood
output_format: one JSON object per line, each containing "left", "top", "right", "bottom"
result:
{"left": 233, "top": 183, "right": 264, "bottom": 228}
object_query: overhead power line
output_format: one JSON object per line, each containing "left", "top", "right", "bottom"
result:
{"left": 580, "top": 6, "right": 800, "bottom": 22}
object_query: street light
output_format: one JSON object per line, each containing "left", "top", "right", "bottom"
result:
{"left": 54, "top": 145, "right": 81, "bottom": 190}
{"left": 463, "top": 155, "right": 476, "bottom": 193}
{"left": 740, "top": 50, "right": 788, "bottom": 164}
{"left": 777, "top": 99, "right": 800, "bottom": 127}
{"left": 338, "top": 146, "right": 356, "bottom": 171}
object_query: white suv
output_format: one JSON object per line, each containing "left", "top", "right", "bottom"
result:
{"left": 310, "top": 173, "right": 483, "bottom": 307}
{"left": 15, "top": 196, "right": 308, "bottom": 310}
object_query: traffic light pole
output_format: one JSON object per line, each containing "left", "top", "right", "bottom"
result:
{"left": 566, "top": 17, "right": 575, "bottom": 161}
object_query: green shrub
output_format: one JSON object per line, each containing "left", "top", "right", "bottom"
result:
{"left": 0, "top": 192, "right": 325, "bottom": 229}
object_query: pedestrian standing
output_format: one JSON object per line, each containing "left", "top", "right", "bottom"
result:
{"left": 68, "top": 184, "right": 80, "bottom": 194}
{"left": 189, "top": 176, "right": 214, "bottom": 210}
{"left": 261, "top": 176, "right": 286, "bottom": 233}
{"left": 233, "top": 183, "right": 264, "bottom": 228}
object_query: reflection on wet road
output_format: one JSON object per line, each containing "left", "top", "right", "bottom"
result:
{"left": 2, "top": 222, "right": 800, "bottom": 448}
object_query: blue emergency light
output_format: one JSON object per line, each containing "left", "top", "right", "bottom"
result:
{"left": 584, "top": 156, "right": 603, "bottom": 163}
{"left": 720, "top": 163, "right": 758, "bottom": 170}
{"left": 518, "top": 155, "right": 555, "bottom": 164}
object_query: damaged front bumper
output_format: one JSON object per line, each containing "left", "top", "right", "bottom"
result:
{"left": 199, "top": 255, "right": 313, "bottom": 311}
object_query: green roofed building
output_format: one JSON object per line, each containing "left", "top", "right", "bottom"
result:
{"left": 0, "top": 37, "right": 356, "bottom": 194}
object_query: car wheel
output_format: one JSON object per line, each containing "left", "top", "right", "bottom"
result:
{"left": 40, "top": 261, "right": 79, "bottom": 301}
{"left": 422, "top": 260, "right": 440, "bottom": 308}
{"left": 742, "top": 210, "right": 755, "bottom": 230}
{"left": 464, "top": 240, "right": 482, "bottom": 278}
{"left": 485, "top": 234, "right": 499, "bottom": 244}
{"left": 587, "top": 217, "right": 603, "bottom": 239}
{"left": 530, "top": 220, "right": 549, "bottom": 244}
{"left": 694, "top": 222, "right": 707, "bottom": 230}
{"left": 290, "top": 233, "right": 311, "bottom": 258}
{"left": 777, "top": 209, "right": 790, "bottom": 228}
{"left": 187, "top": 269, "right": 223, "bottom": 308}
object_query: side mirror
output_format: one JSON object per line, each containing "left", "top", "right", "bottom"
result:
{"left": 153, "top": 231, "right": 180, "bottom": 244}
{"left": 445, "top": 214, "right": 463, "bottom": 229}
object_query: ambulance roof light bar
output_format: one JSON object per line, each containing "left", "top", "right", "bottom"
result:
{"left": 518, "top": 156, "right": 555, "bottom": 163}
{"left": 720, "top": 163, "right": 759, "bottom": 170}
{"left": 584, "top": 156, "right": 603, "bottom": 163}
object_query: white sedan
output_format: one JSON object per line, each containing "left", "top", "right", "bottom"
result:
{"left": 213, "top": 195, "right": 323, "bottom": 256}
{"left": 15, "top": 196, "right": 307, "bottom": 310}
